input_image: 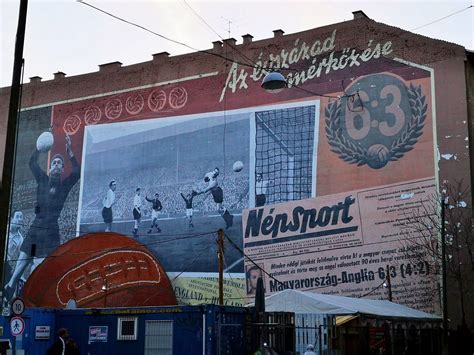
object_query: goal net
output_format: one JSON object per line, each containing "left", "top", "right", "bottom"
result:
{"left": 254, "top": 105, "right": 316, "bottom": 205}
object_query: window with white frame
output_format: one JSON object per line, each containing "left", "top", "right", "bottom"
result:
{"left": 117, "top": 317, "right": 138, "bottom": 341}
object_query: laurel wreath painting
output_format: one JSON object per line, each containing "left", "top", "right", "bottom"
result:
{"left": 325, "top": 84, "right": 427, "bottom": 169}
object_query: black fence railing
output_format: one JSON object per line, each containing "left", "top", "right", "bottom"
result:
{"left": 216, "top": 313, "right": 444, "bottom": 355}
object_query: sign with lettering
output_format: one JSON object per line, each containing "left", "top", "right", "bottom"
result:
{"left": 89, "top": 326, "right": 108, "bottom": 343}
{"left": 35, "top": 325, "right": 50, "bottom": 340}
{"left": 220, "top": 30, "right": 394, "bottom": 101}
{"left": 243, "top": 178, "right": 439, "bottom": 313}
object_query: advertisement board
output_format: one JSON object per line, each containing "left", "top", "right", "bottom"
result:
{"left": 89, "top": 326, "right": 108, "bottom": 343}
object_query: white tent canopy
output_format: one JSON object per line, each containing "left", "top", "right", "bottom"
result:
{"left": 258, "top": 289, "right": 441, "bottom": 321}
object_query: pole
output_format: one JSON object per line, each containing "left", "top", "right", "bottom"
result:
{"left": 318, "top": 324, "right": 322, "bottom": 354}
{"left": 217, "top": 229, "right": 224, "bottom": 306}
{"left": 0, "top": 0, "right": 28, "bottom": 291}
{"left": 103, "top": 279, "right": 108, "bottom": 308}
{"left": 386, "top": 265, "right": 392, "bottom": 302}
{"left": 440, "top": 199, "right": 448, "bottom": 340}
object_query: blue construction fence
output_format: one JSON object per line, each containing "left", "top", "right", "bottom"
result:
{"left": 0, "top": 304, "right": 255, "bottom": 355}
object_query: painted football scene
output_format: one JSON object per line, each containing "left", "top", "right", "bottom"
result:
{"left": 79, "top": 111, "right": 250, "bottom": 273}
{"left": 78, "top": 102, "right": 319, "bottom": 274}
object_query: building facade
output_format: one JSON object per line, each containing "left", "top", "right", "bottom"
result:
{"left": 0, "top": 10, "right": 472, "bottom": 330}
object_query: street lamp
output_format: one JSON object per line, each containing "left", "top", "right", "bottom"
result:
{"left": 261, "top": 71, "right": 287, "bottom": 93}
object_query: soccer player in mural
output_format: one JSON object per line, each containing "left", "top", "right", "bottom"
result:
{"left": 255, "top": 173, "right": 271, "bottom": 207}
{"left": 180, "top": 191, "right": 194, "bottom": 228}
{"left": 3, "top": 211, "right": 24, "bottom": 303}
{"left": 4, "top": 134, "right": 80, "bottom": 302}
{"left": 246, "top": 264, "right": 264, "bottom": 295}
{"left": 132, "top": 187, "right": 142, "bottom": 237}
{"left": 194, "top": 167, "right": 233, "bottom": 229}
{"left": 102, "top": 179, "right": 117, "bottom": 232}
{"left": 145, "top": 192, "right": 163, "bottom": 233}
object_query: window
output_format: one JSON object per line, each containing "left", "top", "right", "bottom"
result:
{"left": 117, "top": 317, "right": 138, "bottom": 341}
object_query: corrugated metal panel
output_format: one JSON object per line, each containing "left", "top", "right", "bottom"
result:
{"left": 144, "top": 320, "right": 173, "bottom": 355}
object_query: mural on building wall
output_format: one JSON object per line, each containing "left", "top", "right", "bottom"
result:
{"left": 22, "top": 232, "right": 177, "bottom": 308}
{"left": 243, "top": 178, "right": 437, "bottom": 312}
{"left": 326, "top": 74, "right": 427, "bottom": 170}
{"left": 2, "top": 28, "right": 438, "bottom": 313}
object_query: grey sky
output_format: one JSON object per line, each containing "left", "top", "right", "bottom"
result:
{"left": 1, "top": 0, "right": 472, "bottom": 88}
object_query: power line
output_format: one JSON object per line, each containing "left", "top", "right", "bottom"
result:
{"left": 224, "top": 231, "right": 393, "bottom": 298}
{"left": 5, "top": 227, "right": 217, "bottom": 262}
{"left": 181, "top": 0, "right": 258, "bottom": 68}
{"left": 223, "top": 245, "right": 247, "bottom": 302}
{"left": 79, "top": 0, "right": 472, "bottom": 69}
{"left": 77, "top": 0, "right": 256, "bottom": 71}
{"left": 357, "top": 280, "right": 385, "bottom": 298}
{"left": 172, "top": 238, "right": 216, "bottom": 281}
{"left": 224, "top": 232, "right": 286, "bottom": 288}
{"left": 76, "top": 0, "right": 351, "bottom": 100}
{"left": 181, "top": 0, "right": 223, "bottom": 42}
{"left": 410, "top": 5, "right": 473, "bottom": 32}
{"left": 75, "top": 1, "right": 472, "bottom": 103}
{"left": 8, "top": 219, "right": 216, "bottom": 240}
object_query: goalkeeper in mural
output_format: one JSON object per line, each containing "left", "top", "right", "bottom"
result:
{"left": 4, "top": 134, "right": 80, "bottom": 302}
{"left": 255, "top": 173, "right": 272, "bottom": 207}
{"left": 194, "top": 167, "right": 233, "bottom": 229}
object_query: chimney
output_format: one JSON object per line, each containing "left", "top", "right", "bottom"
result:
{"left": 53, "top": 71, "right": 66, "bottom": 80}
{"left": 273, "top": 29, "right": 285, "bottom": 38}
{"left": 223, "top": 38, "right": 237, "bottom": 47}
{"left": 212, "top": 41, "right": 223, "bottom": 52}
{"left": 242, "top": 34, "right": 253, "bottom": 45}
{"left": 352, "top": 10, "right": 369, "bottom": 20}
{"left": 29, "top": 76, "right": 42, "bottom": 84}
{"left": 98, "top": 61, "right": 122, "bottom": 73}
{"left": 152, "top": 52, "right": 170, "bottom": 62}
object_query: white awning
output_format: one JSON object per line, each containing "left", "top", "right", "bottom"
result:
{"left": 255, "top": 289, "right": 441, "bottom": 321}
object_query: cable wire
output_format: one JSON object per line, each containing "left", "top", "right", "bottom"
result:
{"left": 224, "top": 232, "right": 286, "bottom": 288}
{"left": 172, "top": 238, "right": 216, "bottom": 281}
{"left": 75, "top": 1, "right": 473, "bottom": 103}
{"left": 409, "top": 5, "right": 473, "bottom": 32}
{"left": 78, "top": 0, "right": 256, "bottom": 70}
{"left": 357, "top": 280, "right": 386, "bottom": 298}
{"left": 222, "top": 243, "right": 246, "bottom": 302}
{"left": 182, "top": 0, "right": 258, "bottom": 68}
{"left": 5, "top": 227, "right": 217, "bottom": 263}
{"left": 76, "top": 0, "right": 355, "bottom": 100}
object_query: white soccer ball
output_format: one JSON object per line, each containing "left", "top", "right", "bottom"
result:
{"left": 36, "top": 131, "right": 54, "bottom": 152}
{"left": 233, "top": 160, "right": 244, "bottom": 172}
